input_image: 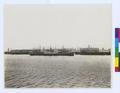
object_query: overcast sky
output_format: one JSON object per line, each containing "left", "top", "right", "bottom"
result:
{"left": 4, "top": 4, "right": 111, "bottom": 50}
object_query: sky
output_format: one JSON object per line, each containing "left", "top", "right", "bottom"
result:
{"left": 4, "top": 4, "right": 112, "bottom": 50}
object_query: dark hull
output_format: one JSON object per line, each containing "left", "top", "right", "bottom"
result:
{"left": 30, "top": 53, "right": 74, "bottom": 56}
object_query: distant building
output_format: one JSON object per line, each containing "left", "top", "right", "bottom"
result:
{"left": 80, "top": 47, "right": 99, "bottom": 53}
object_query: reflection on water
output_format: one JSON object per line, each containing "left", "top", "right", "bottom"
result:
{"left": 5, "top": 55, "right": 111, "bottom": 88}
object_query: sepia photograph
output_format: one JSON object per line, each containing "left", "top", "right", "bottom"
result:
{"left": 4, "top": 4, "right": 111, "bottom": 88}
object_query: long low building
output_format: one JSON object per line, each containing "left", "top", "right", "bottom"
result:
{"left": 80, "top": 47, "right": 99, "bottom": 53}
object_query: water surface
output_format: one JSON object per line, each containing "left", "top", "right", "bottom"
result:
{"left": 5, "top": 55, "right": 111, "bottom": 88}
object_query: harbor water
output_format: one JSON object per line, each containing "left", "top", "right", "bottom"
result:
{"left": 5, "top": 55, "right": 111, "bottom": 88}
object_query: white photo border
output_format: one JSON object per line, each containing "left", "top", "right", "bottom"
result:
{"left": 0, "top": 0, "right": 120, "bottom": 93}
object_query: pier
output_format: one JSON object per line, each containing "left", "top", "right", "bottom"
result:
{"left": 4, "top": 46, "right": 111, "bottom": 56}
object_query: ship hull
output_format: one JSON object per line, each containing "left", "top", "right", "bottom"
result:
{"left": 29, "top": 53, "right": 74, "bottom": 56}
